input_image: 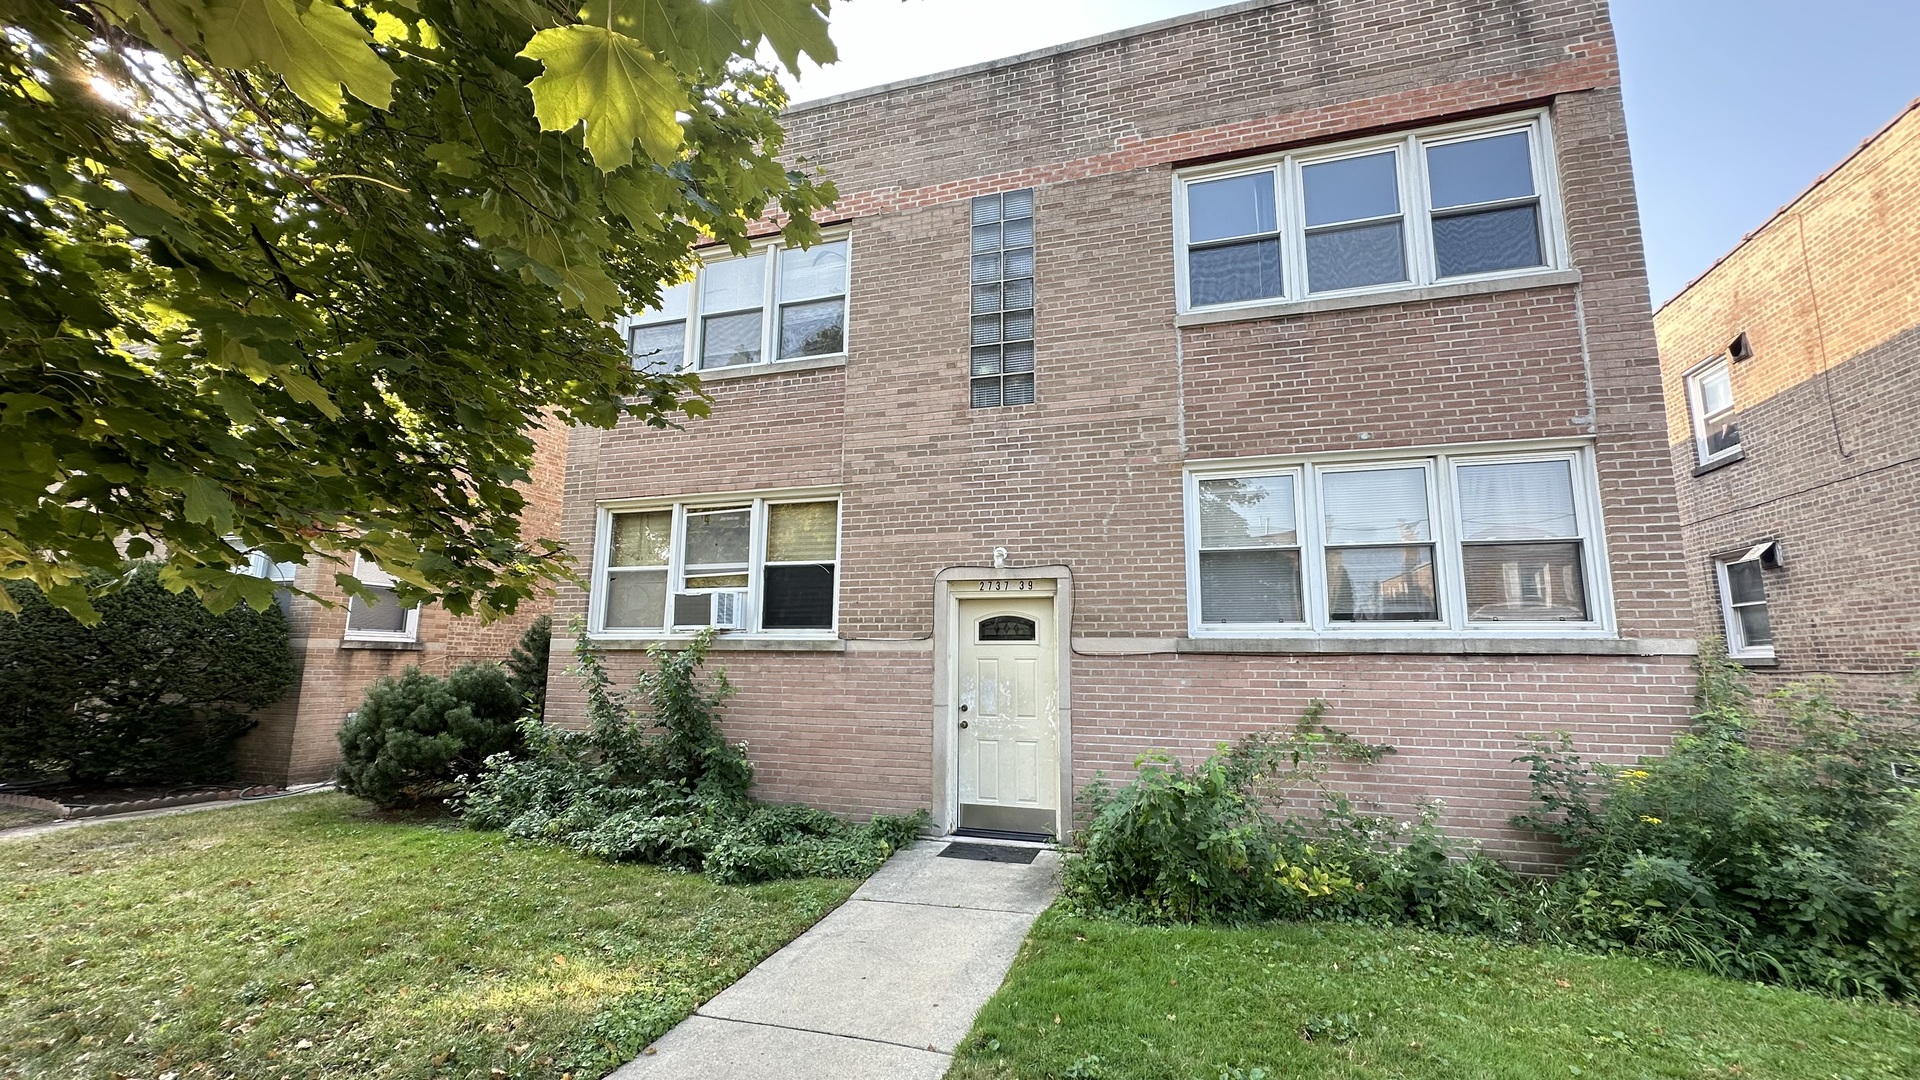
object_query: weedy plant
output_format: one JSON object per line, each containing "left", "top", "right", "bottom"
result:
{"left": 1515, "top": 639, "right": 1920, "bottom": 997}
{"left": 1060, "top": 643, "right": 1920, "bottom": 999}
{"left": 459, "top": 622, "right": 923, "bottom": 884}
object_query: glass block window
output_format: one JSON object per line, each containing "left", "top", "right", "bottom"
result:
{"left": 969, "top": 189, "right": 1036, "bottom": 408}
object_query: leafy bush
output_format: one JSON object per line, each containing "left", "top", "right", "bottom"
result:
{"left": 506, "top": 615, "right": 553, "bottom": 717}
{"left": 1061, "top": 704, "right": 1516, "bottom": 932}
{"left": 336, "top": 663, "right": 524, "bottom": 808}
{"left": 0, "top": 565, "right": 295, "bottom": 784}
{"left": 1060, "top": 645, "right": 1920, "bottom": 1000}
{"left": 1515, "top": 640, "right": 1920, "bottom": 996}
{"left": 459, "top": 626, "right": 924, "bottom": 884}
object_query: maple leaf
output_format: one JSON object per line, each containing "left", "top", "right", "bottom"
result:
{"left": 201, "top": 0, "right": 394, "bottom": 116}
{"left": 520, "top": 16, "right": 685, "bottom": 171}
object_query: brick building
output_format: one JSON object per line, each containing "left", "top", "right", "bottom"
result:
{"left": 1655, "top": 100, "right": 1920, "bottom": 711}
{"left": 547, "top": 0, "right": 1697, "bottom": 862}
{"left": 233, "top": 419, "right": 568, "bottom": 784}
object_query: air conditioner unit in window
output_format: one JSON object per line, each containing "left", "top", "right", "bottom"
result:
{"left": 711, "top": 589, "right": 748, "bottom": 631}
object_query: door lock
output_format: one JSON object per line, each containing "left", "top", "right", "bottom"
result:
{"left": 958, "top": 704, "right": 969, "bottom": 712}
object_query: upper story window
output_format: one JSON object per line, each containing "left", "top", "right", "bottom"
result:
{"left": 970, "top": 189, "right": 1036, "bottom": 408}
{"left": 1175, "top": 114, "right": 1561, "bottom": 312}
{"left": 344, "top": 556, "right": 420, "bottom": 642}
{"left": 1715, "top": 554, "right": 1773, "bottom": 659}
{"left": 593, "top": 494, "right": 839, "bottom": 637}
{"left": 625, "top": 235, "right": 849, "bottom": 374}
{"left": 1685, "top": 356, "right": 1741, "bottom": 466}
{"left": 1186, "top": 443, "right": 1608, "bottom": 636}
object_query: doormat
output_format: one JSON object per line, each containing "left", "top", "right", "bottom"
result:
{"left": 938, "top": 842, "right": 1041, "bottom": 864}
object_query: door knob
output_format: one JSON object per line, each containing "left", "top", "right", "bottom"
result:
{"left": 958, "top": 720, "right": 969, "bottom": 729}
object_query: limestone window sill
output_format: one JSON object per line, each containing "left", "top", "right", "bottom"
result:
{"left": 691, "top": 355, "right": 847, "bottom": 383}
{"left": 340, "top": 639, "right": 426, "bottom": 652}
{"left": 585, "top": 635, "right": 846, "bottom": 652}
{"left": 1173, "top": 269, "right": 1585, "bottom": 328}
{"left": 1171, "top": 635, "right": 1696, "bottom": 657}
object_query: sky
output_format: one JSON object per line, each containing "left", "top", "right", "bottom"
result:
{"left": 786, "top": 0, "right": 1920, "bottom": 305}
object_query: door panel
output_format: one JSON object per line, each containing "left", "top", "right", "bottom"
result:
{"left": 956, "top": 596, "right": 1058, "bottom": 834}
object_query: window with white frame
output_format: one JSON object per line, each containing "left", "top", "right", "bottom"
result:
{"left": 344, "top": 556, "right": 420, "bottom": 641}
{"left": 1176, "top": 114, "right": 1559, "bottom": 311}
{"left": 597, "top": 496, "right": 839, "bottom": 635}
{"left": 1187, "top": 446, "right": 1605, "bottom": 634}
{"left": 1715, "top": 556, "right": 1773, "bottom": 658}
{"left": 624, "top": 236, "right": 849, "bottom": 374}
{"left": 1685, "top": 356, "right": 1741, "bottom": 465}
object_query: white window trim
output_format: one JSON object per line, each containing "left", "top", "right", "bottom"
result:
{"left": 1714, "top": 557, "right": 1775, "bottom": 660}
{"left": 1172, "top": 110, "right": 1567, "bottom": 314}
{"left": 617, "top": 229, "right": 852, "bottom": 375}
{"left": 343, "top": 555, "right": 421, "bottom": 643}
{"left": 1685, "top": 354, "right": 1741, "bottom": 466}
{"left": 1183, "top": 439, "right": 1615, "bottom": 639}
{"left": 590, "top": 487, "right": 842, "bottom": 640}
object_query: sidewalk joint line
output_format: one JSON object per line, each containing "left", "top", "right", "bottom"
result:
{"left": 688, "top": 1012, "right": 955, "bottom": 1057}
{"left": 847, "top": 896, "right": 1044, "bottom": 916}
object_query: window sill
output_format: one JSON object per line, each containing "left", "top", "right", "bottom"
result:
{"left": 1173, "top": 269, "right": 1584, "bottom": 328}
{"left": 1693, "top": 448, "right": 1746, "bottom": 476}
{"left": 586, "top": 634, "right": 846, "bottom": 652}
{"left": 1731, "top": 652, "right": 1778, "bottom": 668}
{"left": 1175, "top": 635, "right": 1695, "bottom": 657}
{"left": 340, "top": 638, "right": 425, "bottom": 651}
{"left": 691, "top": 354, "right": 847, "bottom": 383}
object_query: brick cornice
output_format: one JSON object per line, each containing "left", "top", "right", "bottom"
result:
{"left": 821, "top": 56, "right": 1618, "bottom": 219}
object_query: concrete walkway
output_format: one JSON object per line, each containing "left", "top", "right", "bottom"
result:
{"left": 612, "top": 839, "right": 1059, "bottom": 1080}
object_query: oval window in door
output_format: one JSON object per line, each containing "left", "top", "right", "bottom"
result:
{"left": 977, "top": 615, "right": 1037, "bottom": 642}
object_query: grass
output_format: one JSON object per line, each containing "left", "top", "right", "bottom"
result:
{"left": 0, "top": 793, "right": 859, "bottom": 1079}
{"left": 949, "top": 912, "right": 1920, "bottom": 1080}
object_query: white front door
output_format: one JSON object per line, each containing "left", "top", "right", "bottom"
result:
{"left": 955, "top": 596, "right": 1059, "bottom": 836}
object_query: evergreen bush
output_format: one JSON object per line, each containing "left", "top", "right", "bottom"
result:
{"left": 0, "top": 565, "right": 295, "bottom": 784}
{"left": 336, "top": 663, "right": 524, "bottom": 808}
{"left": 506, "top": 615, "right": 553, "bottom": 717}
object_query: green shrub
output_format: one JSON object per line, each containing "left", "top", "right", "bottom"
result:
{"left": 1514, "top": 641, "right": 1920, "bottom": 997}
{"left": 506, "top": 615, "right": 552, "bottom": 717}
{"left": 336, "top": 663, "right": 524, "bottom": 808}
{"left": 0, "top": 565, "right": 295, "bottom": 784}
{"left": 459, "top": 625, "right": 923, "bottom": 883}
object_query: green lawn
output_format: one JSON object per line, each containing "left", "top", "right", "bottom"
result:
{"left": 949, "top": 912, "right": 1920, "bottom": 1080}
{"left": 0, "top": 793, "right": 858, "bottom": 1079}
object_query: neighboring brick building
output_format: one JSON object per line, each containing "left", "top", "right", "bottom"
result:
{"left": 233, "top": 419, "right": 568, "bottom": 784}
{"left": 1655, "top": 100, "right": 1920, "bottom": 712}
{"left": 548, "top": 0, "right": 1697, "bottom": 864}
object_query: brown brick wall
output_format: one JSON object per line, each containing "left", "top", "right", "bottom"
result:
{"left": 236, "top": 415, "right": 570, "bottom": 784}
{"left": 1655, "top": 103, "right": 1920, "bottom": 711}
{"left": 545, "top": 0, "right": 1697, "bottom": 858}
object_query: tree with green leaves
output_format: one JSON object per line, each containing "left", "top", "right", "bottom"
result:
{"left": 0, "top": 1, "right": 839, "bottom": 622}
